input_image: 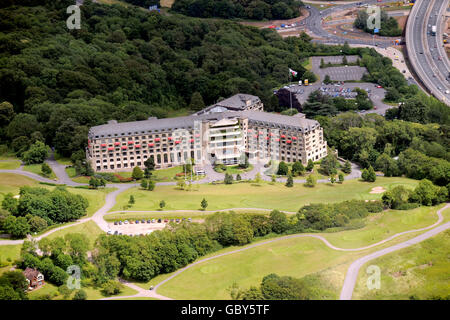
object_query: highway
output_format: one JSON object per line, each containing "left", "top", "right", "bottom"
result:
{"left": 304, "top": 0, "right": 399, "bottom": 48}
{"left": 406, "top": 0, "right": 450, "bottom": 104}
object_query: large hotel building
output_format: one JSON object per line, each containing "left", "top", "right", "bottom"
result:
{"left": 87, "top": 94, "right": 328, "bottom": 172}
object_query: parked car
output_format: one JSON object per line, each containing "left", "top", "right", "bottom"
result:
{"left": 119, "top": 221, "right": 123, "bottom": 225}
{"left": 164, "top": 219, "right": 168, "bottom": 223}
{"left": 188, "top": 218, "right": 192, "bottom": 222}
{"left": 147, "top": 219, "right": 152, "bottom": 223}
{"left": 152, "top": 219, "right": 156, "bottom": 223}
{"left": 176, "top": 219, "right": 180, "bottom": 223}
{"left": 114, "top": 221, "right": 118, "bottom": 225}
{"left": 130, "top": 220, "right": 134, "bottom": 224}
{"left": 124, "top": 220, "right": 129, "bottom": 224}
{"left": 135, "top": 220, "right": 140, "bottom": 224}
{"left": 107, "top": 230, "right": 112, "bottom": 235}
{"left": 158, "top": 219, "right": 162, "bottom": 223}
{"left": 141, "top": 219, "right": 146, "bottom": 224}
{"left": 114, "top": 231, "right": 118, "bottom": 235}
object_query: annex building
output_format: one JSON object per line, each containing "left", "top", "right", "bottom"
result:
{"left": 87, "top": 94, "right": 327, "bottom": 172}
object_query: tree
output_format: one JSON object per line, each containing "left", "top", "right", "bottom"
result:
{"left": 201, "top": 198, "right": 208, "bottom": 211}
{"left": 362, "top": 165, "right": 376, "bottom": 182}
{"left": 128, "top": 195, "right": 135, "bottom": 205}
{"left": 159, "top": 200, "right": 166, "bottom": 210}
{"left": 277, "top": 161, "right": 288, "bottom": 175}
{"left": 140, "top": 179, "right": 148, "bottom": 189}
{"left": 27, "top": 215, "right": 48, "bottom": 233}
{"left": 89, "top": 177, "right": 100, "bottom": 189}
{"left": 342, "top": 160, "right": 352, "bottom": 174}
{"left": 269, "top": 210, "right": 289, "bottom": 234}
{"left": 323, "top": 74, "right": 332, "bottom": 84}
{"left": 306, "top": 159, "right": 314, "bottom": 172}
{"left": 338, "top": 173, "right": 344, "bottom": 183}
{"left": 73, "top": 289, "right": 87, "bottom": 300}
{"left": 177, "top": 179, "right": 186, "bottom": 190}
{"left": 41, "top": 163, "right": 52, "bottom": 177}
{"left": 320, "top": 152, "right": 338, "bottom": 176}
{"left": 144, "top": 157, "right": 155, "bottom": 178}
{"left": 320, "top": 58, "right": 325, "bottom": 69}
{"left": 285, "top": 174, "right": 293, "bottom": 187}
{"left": 132, "top": 166, "right": 143, "bottom": 180}
{"left": 342, "top": 55, "right": 348, "bottom": 65}
{"left": 188, "top": 92, "right": 205, "bottom": 111}
{"left": 410, "top": 179, "right": 448, "bottom": 206}
{"left": 3, "top": 216, "right": 30, "bottom": 238}
{"left": 101, "top": 280, "right": 123, "bottom": 296}
{"left": 375, "top": 153, "right": 399, "bottom": 177}
{"left": 0, "top": 101, "right": 15, "bottom": 127}
{"left": 254, "top": 173, "right": 262, "bottom": 184}
{"left": 330, "top": 174, "right": 336, "bottom": 184}
{"left": 22, "top": 141, "right": 49, "bottom": 165}
{"left": 147, "top": 180, "right": 155, "bottom": 191}
{"left": 305, "top": 175, "right": 316, "bottom": 188}
{"left": 291, "top": 161, "right": 305, "bottom": 176}
{"left": 224, "top": 173, "right": 233, "bottom": 184}
{"left": 236, "top": 174, "right": 242, "bottom": 181}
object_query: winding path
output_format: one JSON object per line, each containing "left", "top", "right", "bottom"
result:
{"left": 102, "top": 203, "right": 449, "bottom": 300}
{"left": 0, "top": 158, "right": 448, "bottom": 300}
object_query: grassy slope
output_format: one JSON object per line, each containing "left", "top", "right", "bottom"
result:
{"left": 45, "top": 220, "right": 103, "bottom": 247}
{"left": 353, "top": 229, "right": 450, "bottom": 300}
{"left": 111, "top": 177, "right": 418, "bottom": 212}
{"left": 22, "top": 164, "right": 57, "bottom": 179}
{"left": 0, "top": 161, "right": 21, "bottom": 170}
{"left": 137, "top": 206, "right": 450, "bottom": 299}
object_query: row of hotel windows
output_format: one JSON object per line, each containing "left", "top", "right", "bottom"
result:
{"left": 94, "top": 127, "right": 196, "bottom": 139}
{"left": 94, "top": 132, "right": 199, "bottom": 144}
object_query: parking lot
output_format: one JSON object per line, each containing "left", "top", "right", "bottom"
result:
{"left": 284, "top": 82, "right": 389, "bottom": 114}
{"left": 311, "top": 55, "right": 367, "bottom": 82}
{"left": 107, "top": 218, "right": 193, "bottom": 236}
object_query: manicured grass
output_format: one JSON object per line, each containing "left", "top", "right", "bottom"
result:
{"left": 111, "top": 177, "right": 419, "bottom": 212}
{"left": 27, "top": 280, "right": 138, "bottom": 300}
{"left": 65, "top": 167, "right": 91, "bottom": 184}
{"left": 0, "top": 160, "right": 21, "bottom": 170}
{"left": 153, "top": 236, "right": 358, "bottom": 299}
{"left": 353, "top": 229, "right": 450, "bottom": 300}
{"left": 23, "top": 164, "right": 57, "bottom": 179}
{"left": 215, "top": 164, "right": 253, "bottom": 175}
{"left": 322, "top": 204, "right": 447, "bottom": 248}
{"left": 68, "top": 187, "right": 112, "bottom": 217}
{"left": 0, "top": 173, "right": 37, "bottom": 202}
{"left": 104, "top": 209, "right": 275, "bottom": 222}
{"left": 0, "top": 245, "right": 21, "bottom": 264}
{"left": 45, "top": 221, "right": 104, "bottom": 248}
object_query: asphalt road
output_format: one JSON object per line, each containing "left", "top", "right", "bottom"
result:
{"left": 406, "top": 0, "right": 450, "bottom": 104}
{"left": 340, "top": 202, "right": 450, "bottom": 300}
{"left": 304, "top": 0, "right": 400, "bottom": 48}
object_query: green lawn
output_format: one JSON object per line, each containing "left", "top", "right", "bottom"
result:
{"left": 322, "top": 204, "right": 448, "bottom": 249}
{"left": 0, "top": 160, "right": 21, "bottom": 170}
{"left": 353, "top": 229, "right": 450, "bottom": 300}
{"left": 27, "top": 280, "right": 138, "bottom": 300}
{"left": 23, "top": 164, "right": 57, "bottom": 179}
{"left": 0, "top": 245, "right": 21, "bottom": 264}
{"left": 148, "top": 207, "right": 448, "bottom": 300}
{"left": 0, "top": 173, "right": 37, "bottom": 202}
{"left": 111, "top": 177, "right": 419, "bottom": 212}
{"left": 214, "top": 164, "right": 254, "bottom": 175}
{"left": 69, "top": 187, "right": 112, "bottom": 217}
{"left": 45, "top": 221, "right": 104, "bottom": 248}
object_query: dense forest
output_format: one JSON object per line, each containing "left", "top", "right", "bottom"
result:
{"left": 171, "top": 0, "right": 303, "bottom": 20}
{"left": 0, "top": 0, "right": 344, "bottom": 159}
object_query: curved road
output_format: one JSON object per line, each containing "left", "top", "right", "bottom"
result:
{"left": 1, "top": 159, "right": 448, "bottom": 300}
{"left": 102, "top": 203, "right": 449, "bottom": 300}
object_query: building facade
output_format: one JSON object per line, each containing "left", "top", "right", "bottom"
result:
{"left": 87, "top": 94, "right": 327, "bottom": 172}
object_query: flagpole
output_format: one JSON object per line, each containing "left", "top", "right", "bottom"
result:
{"left": 289, "top": 69, "right": 292, "bottom": 113}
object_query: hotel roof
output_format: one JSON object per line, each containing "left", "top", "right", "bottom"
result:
{"left": 89, "top": 110, "right": 319, "bottom": 138}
